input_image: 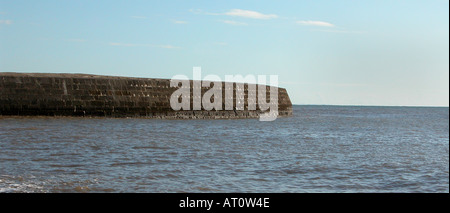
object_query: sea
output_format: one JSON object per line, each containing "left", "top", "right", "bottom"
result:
{"left": 0, "top": 105, "right": 448, "bottom": 193}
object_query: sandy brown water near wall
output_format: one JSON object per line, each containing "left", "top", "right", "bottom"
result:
{"left": 0, "top": 72, "right": 292, "bottom": 118}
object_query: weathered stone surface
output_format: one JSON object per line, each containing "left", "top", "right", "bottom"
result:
{"left": 0, "top": 73, "right": 292, "bottom": 119}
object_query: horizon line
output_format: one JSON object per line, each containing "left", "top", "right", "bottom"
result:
{"left": 293, "top": 104, "right": 449, "bottom": 108}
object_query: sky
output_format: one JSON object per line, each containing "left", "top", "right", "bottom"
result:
{"left": 0, "top": 0, "right": 448, "bottom": 106}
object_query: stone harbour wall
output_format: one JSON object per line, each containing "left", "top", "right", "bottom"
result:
{"left": 0, "top": 73, "right": 293, "bottom": 119}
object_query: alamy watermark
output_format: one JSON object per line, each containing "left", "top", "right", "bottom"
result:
{"left": 170, "top": 67, "right": 279, "bottom": 121}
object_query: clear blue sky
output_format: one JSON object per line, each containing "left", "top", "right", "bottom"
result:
{"left": 1, "top": 0, "right": 448, "bottom": 106}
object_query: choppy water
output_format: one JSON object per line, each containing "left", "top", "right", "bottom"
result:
{"left": 0, "top": 105, "right": 448, "bottom": 193}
